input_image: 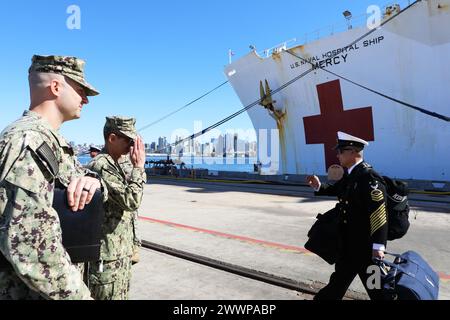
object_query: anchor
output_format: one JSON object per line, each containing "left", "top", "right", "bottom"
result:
{"left": 258, "top": 79, "right": 288, "bottom": 174}
{"left": 259, "top": 79, "right": 286, "bottom": 120}
{"left": 259, "top": 79, "right": 276, "bottom": 112}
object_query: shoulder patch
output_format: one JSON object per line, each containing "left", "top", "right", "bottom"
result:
{"left": 36, "top": 142, "right": 59, "bottom": 176}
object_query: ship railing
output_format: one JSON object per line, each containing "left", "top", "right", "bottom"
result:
{"left": 262, "top": 39, "right": 297, "bottom": 58}
{"left": 258, "top": 0, "right": 413, "bottom": 57}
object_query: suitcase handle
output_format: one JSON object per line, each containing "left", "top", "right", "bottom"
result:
{"left": 384, "top": 251, "right": 402, "bottom": 258}
{"left": 373, "top": 252, "right": 405, "bottom": 273}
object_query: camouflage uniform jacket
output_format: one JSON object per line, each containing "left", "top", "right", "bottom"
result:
{"left": 118, "top": 155, "right": 141, "bottom": 246}
{"left": 0, "top": 110, "right": 97, "bottom": 300}
{"left": 117, "top": 155, "right": 133, "bottom": 181}
{"left": 86, "top": 153, "right": 146, "bottom": 261}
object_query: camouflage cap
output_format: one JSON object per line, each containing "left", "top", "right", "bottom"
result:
{"left": 29, "top": 55, "right": 99, "bottom": 96}
{"left": 104, "top": 116, "right": 137, "bottom": 140}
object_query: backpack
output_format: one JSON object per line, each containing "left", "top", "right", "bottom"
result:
{"left": 368, "top": 169, "right": 411, "bottom": 241}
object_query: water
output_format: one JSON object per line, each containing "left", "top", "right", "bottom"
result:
{"left": 78, "top": 155, "right": 257, "bottom": 173}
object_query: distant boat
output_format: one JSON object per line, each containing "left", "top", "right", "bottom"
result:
{"left": 225, "top": 0, "right": 450, "bottom": 182}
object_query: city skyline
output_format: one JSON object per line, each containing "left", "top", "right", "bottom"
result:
{"left": 74, "top": 132, "right": 257, "bottom": 158}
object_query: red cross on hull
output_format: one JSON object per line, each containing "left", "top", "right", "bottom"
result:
{"left": 303, "top": 79, "right": 375, "bottom": 170}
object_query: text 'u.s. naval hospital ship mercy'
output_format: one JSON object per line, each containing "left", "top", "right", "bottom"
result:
{"left": 224, "top": 0, "right": 450, "bottom": 184}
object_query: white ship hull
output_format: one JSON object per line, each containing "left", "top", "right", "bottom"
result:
{"left": 224, "top": 0, "right": 450, "bottom": 182}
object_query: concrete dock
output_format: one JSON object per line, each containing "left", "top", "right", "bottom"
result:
{"left": 130, "top": 177, "right": 450, "bottom": 300}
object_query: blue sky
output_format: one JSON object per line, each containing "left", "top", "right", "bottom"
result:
{"left": 0, "top": 0, "right": 394, "bottom": 145}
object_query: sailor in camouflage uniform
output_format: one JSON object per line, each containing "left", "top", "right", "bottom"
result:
{"left": 307, "top": 132, "right": 388, "bottom": 300}
{"left": 86, "top": 117, "right": 146, "bottom": 300}
{"left": 0, "top": 55, "right": 102, "bottom": 300}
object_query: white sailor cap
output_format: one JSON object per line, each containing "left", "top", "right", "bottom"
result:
{"left": 333, "top": 131, "right": 369, "bottom": 150}
{"left": 89, "top": 145, "right": 102, "bottom": 152}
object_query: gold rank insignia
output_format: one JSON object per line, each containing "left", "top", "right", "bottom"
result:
{"left": 371, "top": 189, "right": 384, "bottom": 202}
{"left": 370, "top": 203, "right": 387, "bottom": 235}
{"left": 370, "top": 181, "right": 384, "bottom": 202}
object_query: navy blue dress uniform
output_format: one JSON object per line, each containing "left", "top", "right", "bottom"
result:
{"left": 313, "top": 132, "right": 388, "bottom": 300}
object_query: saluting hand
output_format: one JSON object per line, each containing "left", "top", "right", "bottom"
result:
{"left": 130, "top": 136, "right": 146, "bottom": 169}
{"left": 306, "top": 175, "right": 320, "bottom": 190}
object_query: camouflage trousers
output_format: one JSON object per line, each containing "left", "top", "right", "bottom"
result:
{"left": 0, "top": 262, "right": 85, "bottom": 300}
{"left": 131, "top": 211, "right": 141, "bottom": 265}
{"left": 88, "top": 257, "right": 132, "bottom": 300}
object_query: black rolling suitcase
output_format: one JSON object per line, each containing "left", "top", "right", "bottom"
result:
{"left": 379, "top": 251, "right": 439, "bottom": 300}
